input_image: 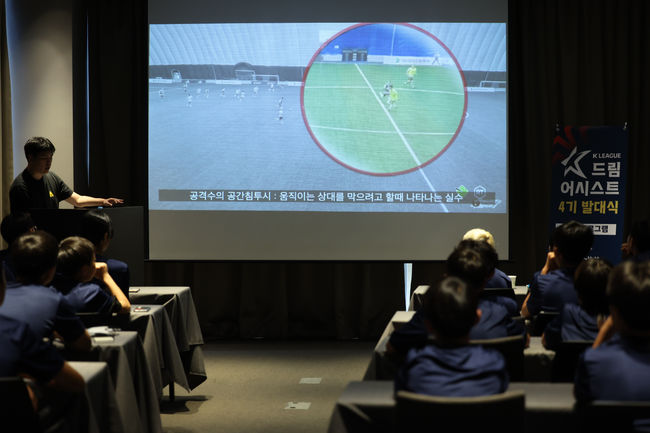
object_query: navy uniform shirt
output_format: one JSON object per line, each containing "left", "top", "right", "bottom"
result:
{"left": 9, "top": 169, "right": 73, "bottom": 213}
{"left": 575, "top": 334, "right": 650, "bottom": 401}
{"left": 486, "top": 268, "right": 512, "bottom": 289}
{"left": 96, "top": 255, "right": 130, "bottom": 295}
{"left": 51, "top": 274, "right": 119, "bottom": 314}
{"left": 470, "top": 298, "right": 525, "bottom": 340}
{"left": 484, "top": 269, "right": 518, "bottom": 316}
{"left": 395, "top": 342, "right": 509, "bottom": 397}
{"left": 544, "top": 304, "right": 600, "bottom": 350}
{"left": 0, "top": 282, "right": 86, "bottom": 342}
{"left": 527, "top": 267, "right": 578, "bottom": 316}
{"left": 0, "top": 314, "right": 64, "bottom": 382}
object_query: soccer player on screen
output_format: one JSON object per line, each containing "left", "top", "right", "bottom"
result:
{"left": 382, "top": 81, "right": 392, "bottom": 101}
{"left": 388, "top": 87, "right": 399, "bottom": 110}
{"left": 406, "top": 65, "right": 417, "bottom": 88}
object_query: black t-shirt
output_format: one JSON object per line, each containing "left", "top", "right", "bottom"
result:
{"left": 9, "top": 169, "right": 73, "bottom": 213}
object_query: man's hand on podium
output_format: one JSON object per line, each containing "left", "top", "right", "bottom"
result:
{"left": 102, "top": 198, "right": 124, "bottom": 207}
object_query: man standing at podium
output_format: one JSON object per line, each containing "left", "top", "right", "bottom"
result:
{"left": 9, "top": 137, "right": 123, "bottom": 213}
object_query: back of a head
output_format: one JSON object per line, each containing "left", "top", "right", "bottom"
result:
{"left": 462, "top": 228, "right": 496, "bottom": 248}
{"left": 630, "top": 220, "right": 650, "bottom": 254}
{"left": 423, "top": 277, "right": 478, "bottom": 340}
{"left": 446, "top": 239, "right": 495, "bottom": 291}
{"left": 607, "top": 261, "right": 650, "bottom": 333}
{"left": 57, "top": 236, "right": 95, "bottom": 279}
{"left": 1, "top": 212, "right": 35, "bottom": 245}
{"left": 10, "top": 231, "right": 58, "bottom": 284}
{"left": 24, "top": 136, "right": 55, "bottom": 159}
{"left": 574, "top": 258, "right": 612, "bottom": 315}
{"left": 80, "top": 210, "right": 113, "bottom": 247}
{"left": 553, "top": 221, "right": 594, "bottom": 265}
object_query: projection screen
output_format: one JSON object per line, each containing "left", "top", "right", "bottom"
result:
{"left": 148, "top": 0, "right": 509, "bottom": 260}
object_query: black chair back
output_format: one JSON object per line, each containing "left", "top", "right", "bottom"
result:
{"left": 551, "top": 340, "right": 593, "bottom": 382}
{"left": 482, "top": 287, "right": 516, "bottom": 300}
{"left": 577, "top": 400, "right": 650, "bottom": 433}
{"left": 470, "top": 335, "right": 525, "bottom": 381}
{"left": 529, "top": 310, "right": 560, "bottom": 336}
{"left": 0, "top": 377, "right": 42, "bottom": 433}
{"left": 395, "top": 389, "right": 525, "bottom": 433}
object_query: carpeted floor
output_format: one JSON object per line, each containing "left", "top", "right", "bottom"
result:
{"left": 159, "top": 339, "right": 376, "bottom": 433}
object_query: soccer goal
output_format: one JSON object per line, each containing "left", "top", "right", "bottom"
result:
{"left": 254, "top": 74, "right": 280, "bottom": 87}
{"left": 235, "top": 69, "right": 256, "bottom": 83}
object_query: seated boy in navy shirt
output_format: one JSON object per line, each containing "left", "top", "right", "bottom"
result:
{"left": 389, "top": 240, "right": 524, "bottom": 356}
{"left": 52, "top": 236, "right": 130, "bottom": 314}
{"left": 621, "top": 219, "right": 650, "bottom": 263}
{"left": 543, "top": 258, "right": 611, "bottom": 350}
{"left": 575, "top": 261, "right": 650, "bottom": 402}
{"left": 0, "top": 231, "right": 91, "bottom": 352}
{"left": 463, "top": 228, "right": 513, "bottom": 289}
{"left": 0, "top": 266, "right": 84, "bottom": 412}
{"left": 79, "top": 210, "right": 130, "bottom": 295}
{"left": 522, "top": 221, "right": 594, "bottom": 321}
{"left": 395, "top": 276, "right": 509, "bottom": 396}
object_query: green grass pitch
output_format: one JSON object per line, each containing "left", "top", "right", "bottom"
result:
{"left": 303, "top": 62, "right": 465, "bottom": 174}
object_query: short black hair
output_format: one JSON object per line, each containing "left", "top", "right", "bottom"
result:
{"left": 24, "top": 136, "right": 56, "bottom": 159}
{"left": 607, "top": 261, "right": 650, "bottom": 332}
{"left": 57, "top": 236, "right": 95, "bottom": 278}
{"left": 10, "top": 231, "right": 58, "bottom": 283}
{"left": 423, "top": 277, "right": 478, "bottom": 339}
{"left": 446, "top": 239, "right": 494, "bottom": 292}
{"left": 630, "top": 220, "right": 650, "bottom": 253}
{"left": 1, "top": 212, "right": 35, "bottom": 244}
{"left": 80, "top": 210, "right": 113, "bottom": 246}
{"left": 553, "top": 221, "right": 594, "bottom": 265}
{"left": 574, "top": 258, "right": 612, "bottom": 315}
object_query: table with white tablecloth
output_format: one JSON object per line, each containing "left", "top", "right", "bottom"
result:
{"left": 129, "top": 286, "right": 206, "bottom": 389}
{"left": 92, "top": 331, "right": 163, "bottom": 433}
{"left": 125, "top": 304, "right": 188, "bottom": 397}
{"left": 364, "top": 311, "right": 556, "bottom": 381}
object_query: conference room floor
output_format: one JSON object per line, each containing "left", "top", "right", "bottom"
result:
{"left": 159, "top": 339, "right": 375, "bottom": 433}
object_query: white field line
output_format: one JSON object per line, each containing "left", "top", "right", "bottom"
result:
{"left": 354, "top": 63, "right": 449, "bottom": 212}
{"left": 310, "top": 124, "right": 455, "bottom": 136}
{"left": 305, "top": 85, "right": 464, "bottom": 96}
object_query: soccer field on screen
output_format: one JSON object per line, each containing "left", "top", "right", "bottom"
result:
{"left": 302, "top": 62, "right": 466, "bottom": 175}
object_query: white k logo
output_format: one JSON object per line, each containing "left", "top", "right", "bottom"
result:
{"left": 561, "top": 147, "right": 590, "bottom": 179}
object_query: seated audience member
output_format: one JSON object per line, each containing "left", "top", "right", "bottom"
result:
{"left": 465, "top": 237, "right": 518, "bottom": 317}
{"left": 395, "top": 277, "right": 509, "bottom": 396}
{"left": 52, "top": 236, "right": 130, "bottom": 314}
{"left": 80, "top": 209, "right": 129, "bottom": 292}
{"left": 9, "top": 136, "right": 122, "bottom": 213}
{"left": 0, "top": 267, "right": 84, "bottom": 412}
{"left": 521, "top": 221, "right": 594, "bottom": 319}
{"left": 389, "top": 240, "right": 524, "bottom": 356}
{"left": 543, "top": 258, "right": 611, "bottom": 350}
{"left": 575, "top": 261, "right": 650, "bottom": 404}
{"left": 0, "top": 231, "right": 90, "bottom": 352}
{"left": 463, "top": 228, "right": 512, "bottom": 288}
{"left": 0, "top": 212, "right": 37, "bottom": 282}
{"left": 622, "top": 220, "right": 650, "bottom": 263}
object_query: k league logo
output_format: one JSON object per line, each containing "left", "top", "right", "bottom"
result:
{"left": 560, "top": 147, "right": 590, "bottom": 179}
